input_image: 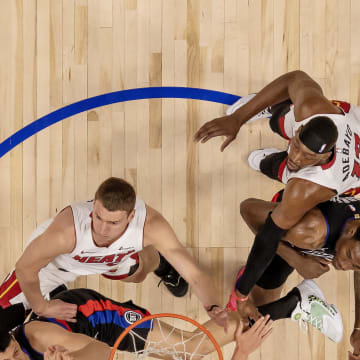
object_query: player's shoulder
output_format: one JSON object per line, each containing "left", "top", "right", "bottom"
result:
{"left": 24, "top": 320, "right": 55, "bottom": 345}
{"left": 284, "top": 178, "right": 335, "bottom": 203}
{"left": 285, "top": 177, "right": 325, "bottom": 193}
{"left": 295, "top": 96, "right": 342, "bottom": 122}
{"left": 52, "top": 206, "right": 75, "bottom": 229}
{"left": 24, "top": 320, "right": 73, "bottom": 353}
{"left": 70, "top": 200, "right": 93, "bottom": 216}
{"left": 25, "top": 319, "right": 49, "bottom": 333}
{"left": 144, "top": 205, "right": 167, "bottom": 230}
{"left": 143, "top": 205, "right": 174, "bottom": 245}
{"left": 45, "top": 207, "right": 76, "bottom": 248}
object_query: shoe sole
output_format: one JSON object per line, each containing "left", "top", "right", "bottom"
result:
{"left": 226, "top": 94, "right": 257, "bottom": 116}
{"left": 293, "top": 280, "right": 343, "bottom": 343}
{"left": 226, "top": 94, "right": 271, "bottom": 123}
{"left": 163, "top": 280, "right": 189, "bottom": 298}
{"left": 171, "top": 282, "right": 189, "bottom": 297}
{"left": 297, "top": 279, "right": 325, "bottom": 301}
{"left": 248, "top": 148, "right": 281, "bottom": 171}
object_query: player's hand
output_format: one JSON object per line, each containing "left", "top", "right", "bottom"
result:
{"left": 231, "top": 315, "right": 273, "bottom": 360}
{"left": 349, "top": 329, "right": 360, "bottom": 359}
{"left": 236, "top": 297, "right": 262, "bottom": 324}
{"left": 206, "top": 306, "right": 229, "bottom": 332}
{"left": 44, "top": 345, "right": 75, "bottom": 360}
{"left": 37, "top": 299, "right": 78, "bottom": 322}
{"left": 193, "top": 114, "right": 241, "bottom": 151}
{"left": 294, "top": 255, "right": 330, "bottom": 279}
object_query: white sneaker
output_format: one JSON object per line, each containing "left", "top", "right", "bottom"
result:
{"left": 291, "top": 280, "right": 343, "bottom": 343}
{"left": 247, "top": 148, "right": 282, "bottom": 171}
{"left": 226, "top": 93, "right": 272, "bottom": 123}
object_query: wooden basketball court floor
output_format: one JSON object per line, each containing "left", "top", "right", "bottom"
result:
{"left": 1, "top": 1, "right": 360, "bottom": 359}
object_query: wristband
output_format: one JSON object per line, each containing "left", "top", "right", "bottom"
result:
{"left": 231, "top": 291, "right": 248, "bottom": 302}
{"left": 205, "top": 304, "right": 220, "bottom": 312}
{"left": 226, "top": 290, "right": 249, "bottom": 312}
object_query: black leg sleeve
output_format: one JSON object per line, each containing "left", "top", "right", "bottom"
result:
{"left": 256, "top": 254, "right": 294, "bottom": 290}
{"left": 236, "top": 213, "right": 287, "bottom": 296}
{"left": 258, "top": 287, "right": 301, "bottom": 320}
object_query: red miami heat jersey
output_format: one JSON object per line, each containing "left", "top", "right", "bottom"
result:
{"left": 27, "top": 198, "right": 147, "bottom": 277}
{"left": 280, "top": 101, "right": 360, "bottom": 196}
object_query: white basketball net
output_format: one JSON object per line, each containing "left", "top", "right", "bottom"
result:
{"left": 113, "top": 318, "right": 215, "bottom": 360}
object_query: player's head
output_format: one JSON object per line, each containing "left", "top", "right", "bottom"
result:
{"left": 0, "top": 331, "right": 27, "bottom": 360}
{"left": 333, "top": 223, "right": 360, "bottom": 271}
{"left": 93, "top": 177, "right": 136, "bottom": 242}
{"left": 287, "top": 117, "right": 338, "bottom": 172}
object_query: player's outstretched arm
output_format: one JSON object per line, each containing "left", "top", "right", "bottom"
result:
{"left": 29, "top": 321, "right": 111, "bottom": 360}
{"left": 144, "top": 206, "right": 228, "bottom": 329}
{"left": 277, "top": 242, "right": 330, "bottom": 279}
{"left": 15, "top": 207, "right": 76, "bottom": 320}
{"left": 231, "top": 316, "right": 273, "bottom": 360}
{"left": 240, "top": 195, "right": 331, "bottom": 279}
{"left": 47, "top": 341, "right": 111, "bottom": 360}
{"left": 240, "top": 197, "right": 278, "bottom": 234}
{"left": 234, "top": 179, "right": 335, "bottom": 319}
{"left": 271, "top": 178, "right": 335, "bottom": 230}
{"left": 193, "top": 70, "right": 338, "bottom": 151}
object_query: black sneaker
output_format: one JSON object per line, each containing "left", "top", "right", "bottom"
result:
{"left": 154, "top": 255, "right": 189, "bottom": 297}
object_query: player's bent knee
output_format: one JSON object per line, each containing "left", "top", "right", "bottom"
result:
{"left": 123, "top": 268, "right": 148, "bottom": 283}
{"left": 250, "top": 285, "right": 283, "bottom": 306}
{"left": 239, "top": 198, "right": 257, "bottom": 220}
{"left": 138, "top": 246, "right": 160, "bottom": 272}
{"left": 130, "top": 275, "right": 147, "bottom": 283}
{"left": 128, "top": 274, "right": 146, "bottom": 283}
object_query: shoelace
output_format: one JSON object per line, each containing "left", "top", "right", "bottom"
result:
{"left": 299, "top": 319, "right": 308, "bottom": 333}
{"left": 307, "top": 314, "right": 323, "bottom": 331}
{"left": 256, "top": 108, "right": 271, "bottom": 118}
{"left": 157, "top": 274, "right": 181, "bottom": 288}
{"left": 298, "top": 311, "right": 323, "bottom": 333}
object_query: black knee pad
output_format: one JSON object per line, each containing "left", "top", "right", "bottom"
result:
{"left": 259, "top": 151, "right": 288, "bottom": 181}
{"left": 256, "top": 255, "right": 294, "bottom": 289}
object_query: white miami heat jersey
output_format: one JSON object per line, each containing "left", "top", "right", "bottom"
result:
{"left": 279, "top": 100, "right": 360, "bottom": 196}
{"left": 27, "top": 198, "right": 147, "bottom": 276}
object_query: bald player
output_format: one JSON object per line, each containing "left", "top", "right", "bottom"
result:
{"left": 238, "top": 191, "right": 360, "bottom": 359}
{"left": 194, "top": 70, "right": 360, "bottom": 327}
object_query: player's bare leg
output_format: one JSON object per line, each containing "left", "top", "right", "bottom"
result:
{"left": 122, "top": 246, "right": 160, "bottom": 283}
{"left": 122, "top": 246, "right": 189, "bottom": 297}
{"left": 250, "top": 284, "right": 284, "bottom": 307}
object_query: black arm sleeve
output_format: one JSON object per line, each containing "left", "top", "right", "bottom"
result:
{"left": 236, "top": 213, "right": 287, "bottom": 295}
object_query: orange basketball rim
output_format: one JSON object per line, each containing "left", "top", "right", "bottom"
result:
{"left": 109, "top": 312, "right": 224, "bottom": 360}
